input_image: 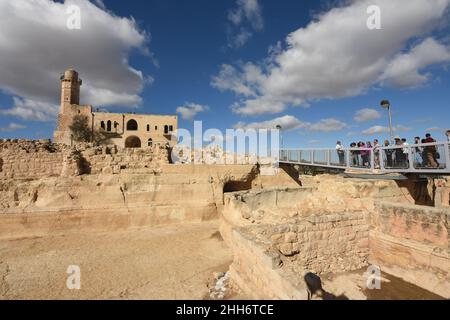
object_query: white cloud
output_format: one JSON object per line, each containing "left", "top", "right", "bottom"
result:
{"left": 234, "top": 115, "right": 308, "bottom": 131}
{"left": 227, "top": 0, "right": 264, "bottom": 48}
{"left": 234, "top": 115, "right": 347, "bottom": 132}
{"left": 231, "top": 96, "right": 287, "bottom": 116}
{"left": 0, "top": 97, "right": 59, "bottom": 122}
{"left": 0, "top": 122, "right": 27, "bottom": 132}
{"left": 380, "top": 38, "right": 450, "bottom": 88}
{"left": 214, "top": 0, "right": 450, "bottom": 116}
{"left": 211, "top": 63, "right": 263, "bottom": 97}
{"left": 176, "top": 103, "right": 209, "bottom": 120}
{"left": 362, "top": 125, "right": 411, "bottom": 135}
{"left": 308, "top": 118, "right": 348, "bottom": 132}
{"left": 354, "top": 108, "right": 381, "bottom": 122}
{"left": 425, "top": 127, "right": 445, "bottom": 132}
{"left": 0, "top": 0, "right": 152, "bottom": 121}
{"left": 228, "top": 0, "right": 263, "bottom": 29}
{"left": 234, "top": 29, "right": 253, "bottom": 48}
{"left": 362, "top": 125, "right": 387, "bottom": 135}
{"left": 394, "top": 125, "right": 412, "bottom": 133}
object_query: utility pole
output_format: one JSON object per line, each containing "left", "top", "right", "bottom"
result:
{"left": 380, "top": 100, "right": 394, "bottom": 143}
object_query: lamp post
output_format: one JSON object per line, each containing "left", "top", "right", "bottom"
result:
{"left": 276, "top": 125, "right": 283, "bottom": 149}
{"left": 276, "top": 125, "right": 283, "bottom": 161}
{"left": 380, "top": 99, "right": 394, "bottom": 143}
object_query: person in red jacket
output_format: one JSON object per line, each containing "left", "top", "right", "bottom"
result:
{"left": 425, "top": 133, "right": 438, "bottom": 168}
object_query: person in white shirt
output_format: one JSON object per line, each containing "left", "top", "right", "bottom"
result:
{"left": 401, "top": 138, "right": 410, "bottom": 168}
{"left": 336, "top": 141, "right": 345, "bottom": 165}
{"left": 373, "top": 139, "right": 380, "bottom": 169}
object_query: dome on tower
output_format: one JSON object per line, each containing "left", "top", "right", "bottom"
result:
{"left": 63, "top": 68, "right": 79, "bottom": 80}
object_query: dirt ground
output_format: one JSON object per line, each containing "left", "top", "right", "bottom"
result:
{"left": 319, "top": 269, "right": 445, "bottom": 300}
{"left": 0, "top": 221, "right": 233, "bottom": 300}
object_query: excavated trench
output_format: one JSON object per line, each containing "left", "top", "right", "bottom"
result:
{"left": 220, "top": 175, "right": 450, "bottom": 300}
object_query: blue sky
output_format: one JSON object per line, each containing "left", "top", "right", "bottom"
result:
{"left": 0, "top": 0, "right": 449, "bottom": 148}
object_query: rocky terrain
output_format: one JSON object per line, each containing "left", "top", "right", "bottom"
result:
{"left": 1, "top": 140, "right": 449, "bottom": 300}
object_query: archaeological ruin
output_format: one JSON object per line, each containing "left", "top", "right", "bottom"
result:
{"left": 0, "top": 135, "right": 448, "bottom": 299}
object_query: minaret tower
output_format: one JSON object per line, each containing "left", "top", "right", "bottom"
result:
{"left": 54, "top": 68, "right": 92, "bottom": 145}
{"left": 60, "top": 68, "right": 82, "bottom": 113}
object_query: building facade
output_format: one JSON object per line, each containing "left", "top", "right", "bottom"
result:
{"left": 54, "top": 69, "right": 178, "bottom": 148}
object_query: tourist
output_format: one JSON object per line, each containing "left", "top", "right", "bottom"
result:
{"left": 384, "top": 140, "right": 393, "bottom": 168}
{"left": 373, "top": 139, "right": 380, "bottom": 169}
{"left": 394, "top": 137, "right": 403, "bottom": 168}
{"left": 336, "top": 141, "right": 345, "bottom": 165}
{"left": 421, "top": 138, "right": 429, "bottom": 167}
{"left": 373, "top": 139, "right": 379, "bottom": 147}
{"left": 414, "top": 137, "right": 423, "bottom": 167}
{"left": 357, "top": 142, "right": 363, "bottom": 166}
{"left": 366, "top": 141, "right": 373, "bottom": 168}
{"left": 425, "top": 133, "right": 438, "bottom": 168}
{"left": 401, "top": 138, "right": 409, "bottom": 168}
{"left": 359, "top": 141, "right": 369, "bottom": 167}
{"left": 350, "top": 142, "right": 358, "bottom": 166}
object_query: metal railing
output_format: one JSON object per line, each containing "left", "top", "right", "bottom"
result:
{"left": 280, "top": 141, "right": 450, "bottom": 174}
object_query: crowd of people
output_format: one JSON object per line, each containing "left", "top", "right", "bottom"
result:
{"left": 335, "top": 130, "right": 450, "bottom": 169}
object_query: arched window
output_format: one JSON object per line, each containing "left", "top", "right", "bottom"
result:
{"left": 148, "top": 138, "right": 153, "bottom": 147}
{"left": 127, "top": 119, "right": 138, "bottom": 131}
{"left": 114, "top": 122, "right": 119, "bottom": 132}
{"left": 100, "top": 121, "right": 105, "bottom": 130}
{"left": 107, "top": 120, "right": 112, "bottom": 132}
{"left": 164, "top": 125, "right": 169, "bottom": 134}
{"left": 169, "top": 125, "right": 173, "bottom": 132}
{"left": 125, "top": 136, "right": 141, "bottom": 148}
{"left": 147, "top": 124, "right": 150, "bottom": 132}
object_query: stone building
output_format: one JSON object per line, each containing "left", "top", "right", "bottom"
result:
{"left": 54, "top": 69, "right": 178, "bottom": 148}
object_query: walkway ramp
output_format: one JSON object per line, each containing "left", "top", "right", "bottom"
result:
{"left": 280, "top": 141, "right": 450, "bottom": 176}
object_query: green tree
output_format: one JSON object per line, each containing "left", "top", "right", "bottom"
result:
{"left": 69, "top": 115, "right": 91, "bottom": 143}
{"left": 69, "top": 115, "right": 113, "bottom": 145}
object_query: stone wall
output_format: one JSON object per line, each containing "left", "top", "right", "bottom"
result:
{"left": 266, "top": 212, "right": 370, "bottom": 274}
{"left": 1, "top": 140, "right": 308, "bottom": 241}
{"left": 0, "top": 140, "right": 67, "bottom": 180}
{"left": 370, "top": 201, "right": 449, "bottom": 297}
{"left": 227, "top": 227, "right": 308, "bottom": 300}
{"left": 225, "top": 212, "right": 370, "bottom": 300}
{"left": 0, "top": 159, "right": 258, "bottom": 240}
{"left": 436, "top": 177, "right": 450, "bottom": 208}
{"left": 79, "top": 144, "right": 169, "bottom": 175}
{"left": 221, "top": 188, "right": 371, "bottom": 299}
{"left": 221, "top": 176, "right": 450, "bottom": 299}
{"left": 0, "top": 139, "right": 170, "bottom": 180}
